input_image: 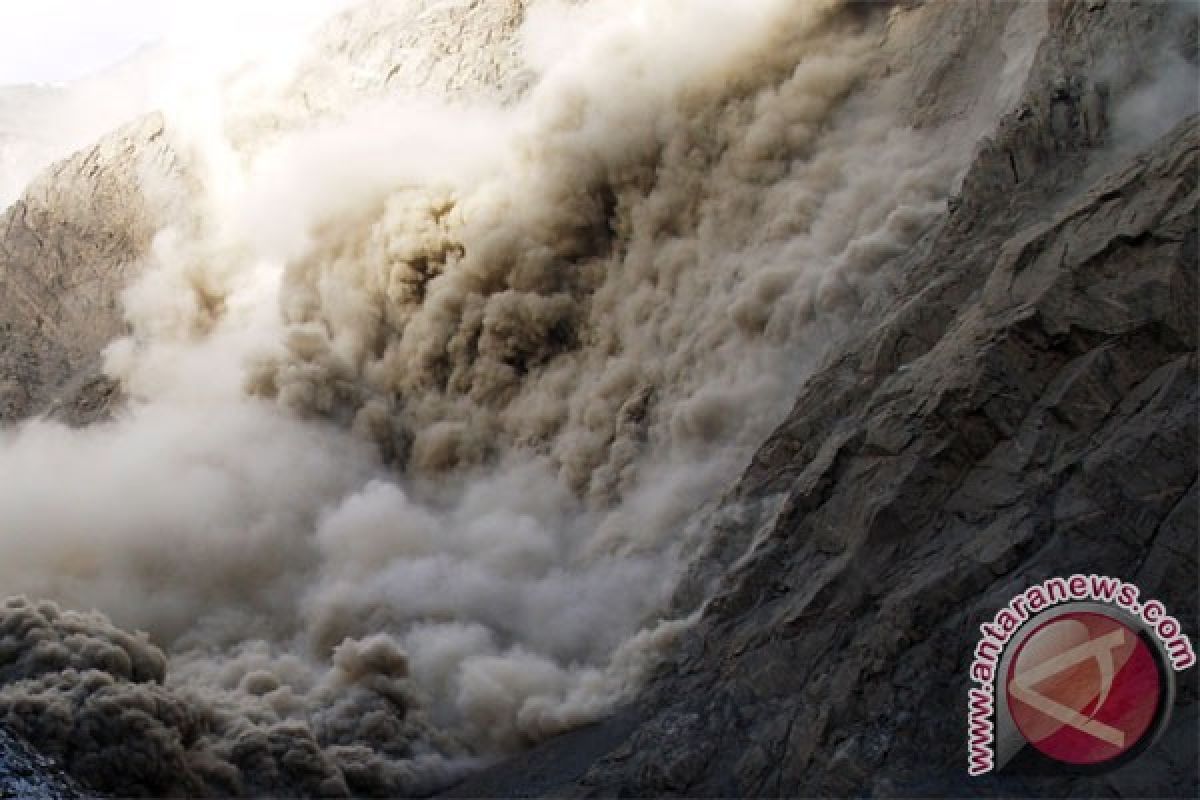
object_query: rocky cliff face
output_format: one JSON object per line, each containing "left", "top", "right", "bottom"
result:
{"left": 559, "top": 107, "right": 1198, "bottom": 800}
{"left": 447, "top": 2, "right": 1200, "bottom": 797}
{"left": 0, "top": 0, "right": 1196, "bottom": 797}
{"left": 0, "top": 726, "right": 80, "bottom": 799}
{"left": 0, "top": 58, "right": 162, "bottom": 213}
{"left": 0, "top": 113, "right": 190, "bottom": 425}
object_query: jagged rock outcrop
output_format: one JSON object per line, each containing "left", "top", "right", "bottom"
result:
{"left": 564, "top": 115, "right": 1197, "bottom": 800}
{"left": 0, "top": 113, "right": 189, "bottom": 425}
{"left": 444, "top": 3, "right": 1199, "bottom": 797}
{"left": 0, "top": 726, "right": 81, "bottom": 800}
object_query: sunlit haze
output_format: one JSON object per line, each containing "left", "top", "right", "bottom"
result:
{"left": 0, "top": 0, "right": 351, "bottom": 85}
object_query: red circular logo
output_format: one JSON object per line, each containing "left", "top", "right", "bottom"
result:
{"left": 1005, "top": 611, "right": 1162, "bottom": 765}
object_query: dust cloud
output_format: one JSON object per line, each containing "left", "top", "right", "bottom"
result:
{"left": 0, "top": 0, "right": 1001, "bottom": 795}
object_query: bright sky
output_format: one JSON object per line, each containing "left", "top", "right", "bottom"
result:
{"left": 0, "top": 0, "right": 353, "bottom": 85}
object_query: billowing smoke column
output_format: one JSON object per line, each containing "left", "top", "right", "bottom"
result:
{"left": 0, "top": 0, "right": 1008, "bottom": 795}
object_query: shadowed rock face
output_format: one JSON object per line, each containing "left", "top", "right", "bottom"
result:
{"left": 571, "top": 116, "right": 1198, "bottom": 800}
{"left": 0, "top": 726, "right": 81, "bottom": 799}
{"left": 444, "top": 3, "right": 1199, "bottom": 797}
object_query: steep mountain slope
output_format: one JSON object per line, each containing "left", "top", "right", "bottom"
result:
{"left": 0, "top": 113, "right": 194, "bottom": 424}
{"left": 0, "top": 726, "right": 80, "bottom": 799}
{"left": 0, "top": 114, "right": 188, "bottom": 424}
{"left": 0, "top": 0, "right": 1196, "bottom": 797}
{"left": 446, "top": 2, "right": 1200, "bottom": 796}
{"left": 0, "top": 46, "right": 173, "bottom": 212}
{"left": 0, "top": 1, "right": 534, "bottom": 427}
{"left": 561, "top": 101, "right": 1198, "bottom": 800}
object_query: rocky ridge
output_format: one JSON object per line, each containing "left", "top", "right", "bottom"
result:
{"left": 0, "top": 113, "right": 190, "bottom": 425}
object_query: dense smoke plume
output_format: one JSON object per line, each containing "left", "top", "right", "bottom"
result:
{"left": 0, "top": 0, "right": 1028, "bottom": 795}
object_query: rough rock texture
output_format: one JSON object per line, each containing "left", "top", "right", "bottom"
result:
{"left": 0, "top": 61, "right": 160, "bottom": 213}
{"left": 445, "top": 2, "right": 1200, "bottom": 797}
{"left": 0, "top": 0, "right": 530, "bottom": 430}
{"left": 295, "top": 0, "right": 530, "bottom": 102}
{"left": 0, "top": 726, "right": 83, "bottom": 800}
{"left": 578, "top": 116, "right": 1199, "bottom": 800}
{"left": 0, "top": 114, "right": 187, "bottom": 425}
{"left": 221, "top": 0, "right": 532, "bottom": 157}
{"left": 0, "top": 0, "right": 1196, "bottom": 796}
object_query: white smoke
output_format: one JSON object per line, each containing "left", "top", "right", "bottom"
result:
{"left": 0, "top": 0, "right": 1024, "bottom": 795}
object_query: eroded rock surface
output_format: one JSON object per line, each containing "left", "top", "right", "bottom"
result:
{"left": 0, "top": 726, "right": 81, "bottom": 800}
{"left": 446, "top": 2, "right": 1199, "bottom": 796}
{"left": 574, "top": 114, "right": 1198, "bottom": 800}
{"left": 0, "top": 113, "right": 188, "bottom": 425}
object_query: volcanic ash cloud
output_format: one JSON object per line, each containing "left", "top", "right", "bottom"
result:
{"left": 0, "top": 0, "right": 1007, "bottom": 795}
